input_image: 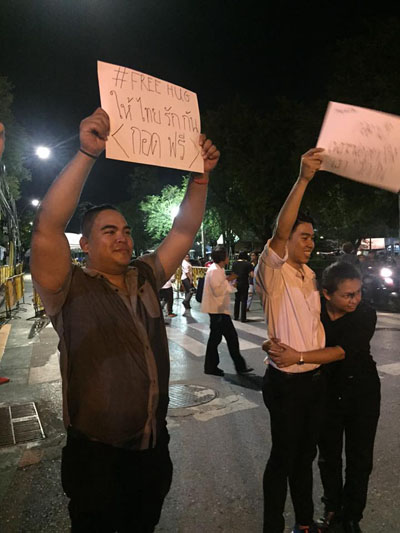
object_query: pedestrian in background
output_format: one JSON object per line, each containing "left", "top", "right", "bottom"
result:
{"left": 232, "top": 251, "right": 253, "bottom": 322}
{"left": 201, "top": 245, "right": 253, "bottom": 376}
{"left": 247, "top": 251, "right": 259, "bottom": 311}
{"left": 159, "top": 274, "right": 177, "bottom": 317}
{"left": 181, "top": 253, "right": 193, "bottom": 309}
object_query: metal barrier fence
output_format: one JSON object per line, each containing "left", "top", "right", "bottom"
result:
{"left": 5, "top": 273, "right": 25, "bottom": 317}
{"left": 172, "top": 266, "right": 207, "bottom": 293}
{"left": 32, "top": 286, "right": 45, "bottom": 317}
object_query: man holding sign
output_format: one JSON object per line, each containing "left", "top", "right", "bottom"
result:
{"left": 30, "top": 107, "right": 219, "bottom": 532}
{"left": 256, "top": 149, "right": 345, "bottom": 533}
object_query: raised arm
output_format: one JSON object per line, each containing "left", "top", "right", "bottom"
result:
{"left": 270, "top": 148, "right": 323, "bottom": 258}
{"left": 157, "top": 135, "right": 220, "bottom": 280}
{"left": 30, "top": 109, "right": 109, "bottom": 290}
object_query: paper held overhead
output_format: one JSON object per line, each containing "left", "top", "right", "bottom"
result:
{"left": 97, "top": 60, "right": 204, "bottom": 173}
{"left": 317, "top": 101, "right": 400, "bottom": 193}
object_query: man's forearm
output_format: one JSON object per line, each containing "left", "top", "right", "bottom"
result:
{"left": 274, "top": 176, "right": 308, "bottom": 241}
{"left": 302, "top": 346, "right": 345, "bottom": 364}
{"left": 173, "top": 174, "right": 208, "bottom": 236}
{"left": 34, "top": 151, "right": 95, "bottom": 234}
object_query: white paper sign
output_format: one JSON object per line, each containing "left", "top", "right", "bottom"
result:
{"left": 317, "top": 101, "right": 400, "bottom": 193}
{"left": 97, "top": 60, "right": 204, "bottom": 173}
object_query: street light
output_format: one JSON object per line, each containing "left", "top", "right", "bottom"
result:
{"left": 20, "top": 198, "right": 40, "bottom": 217}
{"left": 35, "top": 146, "right": 51, "bottom": 160}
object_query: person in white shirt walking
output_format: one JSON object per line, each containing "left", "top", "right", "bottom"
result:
{"left": 181, "top": 254, "right": 193, "bottom": 309}
{"left": 256, "top": 148, "right": 345, "bottom": 533}
{"left": 201, "top": 245, "right": 253, "bottom": 376}
{"left": 159, "top": 275, "right": 176, "bottom": 317}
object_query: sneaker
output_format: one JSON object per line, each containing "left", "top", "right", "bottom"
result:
{"left": 316, "top": 510, "right": 339, "bottom": 529}
{"left": 0, "top": 376, "right": 10, "bottom": 385}
{"left": 168, "top": 313, "right": 177, "bottom": 317}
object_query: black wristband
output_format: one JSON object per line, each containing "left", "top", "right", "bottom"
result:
{"left": 79, "top": 148, "right": 98, "bottom": 160}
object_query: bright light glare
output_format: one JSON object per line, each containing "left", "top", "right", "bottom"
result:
{"left": 380, "top": 267, "right": 393, "bottom": 278}
{"left": 35, "top": 146, "right": 51, "bottom": 159}
{"left": 170, "top": 205, "right": 180, "bottom": 221}
{"left": 31, "top": 199, "right": 40, "bottom": 207}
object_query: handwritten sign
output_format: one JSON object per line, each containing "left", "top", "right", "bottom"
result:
{"left": 317, "top": 101, "right": 400, "bottom": 193}
{"left": 97, "top": 60, "right": 203, "bottom": 173}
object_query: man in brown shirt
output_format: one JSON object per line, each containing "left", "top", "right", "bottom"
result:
{"left": 30, "top": 108, "right": 220, "bottom": 532}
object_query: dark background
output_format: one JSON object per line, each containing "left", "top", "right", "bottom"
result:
{"left": 0, "top": 1, "right": 398, "bottom": 217}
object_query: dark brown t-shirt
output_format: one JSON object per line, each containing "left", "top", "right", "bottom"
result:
{"left": 33, "top": 254, "right": 169, "bottom": 450}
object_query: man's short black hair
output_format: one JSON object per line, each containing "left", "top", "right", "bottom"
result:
{"left": 321, "top": 261, "right": 361, "bottom": 294}
{"left": 272, "top": 211, "right": 315, "bottom": 236}
{"left": 238, "top": 251, "right": 249, "bottom": 260}
{"left": 211, "top": 245, "right": 228, "bottom": 263}
{"left": 80, "top": 204, "right": 120, "bottom": 238}
{"left": 291, "top": 211, "right": 315, "bottom": 234}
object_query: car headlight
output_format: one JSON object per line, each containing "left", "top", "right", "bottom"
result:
{"left": 380, "top": 267, "right": 393, "bottom": 278}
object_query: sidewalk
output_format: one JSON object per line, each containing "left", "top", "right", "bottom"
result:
{"left": 0, "top": 274, "right": 70, "bottom": 532}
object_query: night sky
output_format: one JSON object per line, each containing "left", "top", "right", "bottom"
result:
{"left": 0, "top": 1, "right": 397, "bottom": 220}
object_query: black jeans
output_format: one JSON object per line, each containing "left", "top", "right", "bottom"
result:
{"left": 182, "top": 278, "right": 193, "bottom": 307}
{"left": 204, "top": 313, "right": 248, "bottom": 372}
{"left": 61, "top": 431, "right": 173, "bottom": 532}
{"left": 159, "top": 287, "right": 173, "bottom": 314}
{"left": 262, "top": 365, "right": 325, "bottom": 533}
{"left": 234, "top": 284, "right": 248, "bottom": 322}
{"left": 318, "top": 373, "right": 381, "bottom": 522}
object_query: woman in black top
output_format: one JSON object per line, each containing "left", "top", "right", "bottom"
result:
{"left": 317, "top": 262, "right": 380, "bottom": 533}
{"left": 268, "top": 262, "right": 380, "bottom": 533}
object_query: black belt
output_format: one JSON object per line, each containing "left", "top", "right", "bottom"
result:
{"left": 268, "top": 364, "right": 322, "bottom": 379}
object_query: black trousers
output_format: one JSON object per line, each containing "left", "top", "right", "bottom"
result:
{"left": 318, "top": 373, "right": 381, "bottom": 522}
{"left": 159, "top": 287, "right": 173, "bottom": 314}
{"left": 204, "top": 313, "right": 248, "bottom": 372}
{"left": 61, "top": 432, "right": 173, "bottom": 532}
{"left": 262, "top": 365, "right": 325, "bottom": 533}
{"left": 234, "top": 284, "right": 248, "bottom": 322}
{"left": 182, "top": 278, "right": 193, "bottom": 306}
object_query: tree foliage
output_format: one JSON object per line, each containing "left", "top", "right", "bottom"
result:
{"left": 200, "top": 17, "right": 400, "bottom": 246}
{"left": 140, "top": 180, "right": 186, "bottom": 243}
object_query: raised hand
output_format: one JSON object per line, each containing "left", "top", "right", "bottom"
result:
{"left": 199, "top": 134, "right": 220, "bottom": 174}
{"left": 299, "top": 147, "right": 324, "bottom": 182}
{"left": 79, "top": 108, "right": 110, "bottom": 158}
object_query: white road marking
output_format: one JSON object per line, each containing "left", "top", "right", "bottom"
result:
{"left": 377, "top": 362, "right": 400, "bottom": 376}
{"left": 166, "top": 328, "right": 205, "bottom": 357}
{"left": 188, "top": 322, "right": 261, "bottom": 351}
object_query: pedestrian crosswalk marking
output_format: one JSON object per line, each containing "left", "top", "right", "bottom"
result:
{"left": 166, "top": 328, "right": 205, "bottom": 357}
{"left": 377, "top": 362, "right": 400, "bottom": 376}
{"left": 187, "top": 322, "right": 261, "bottom": 351}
